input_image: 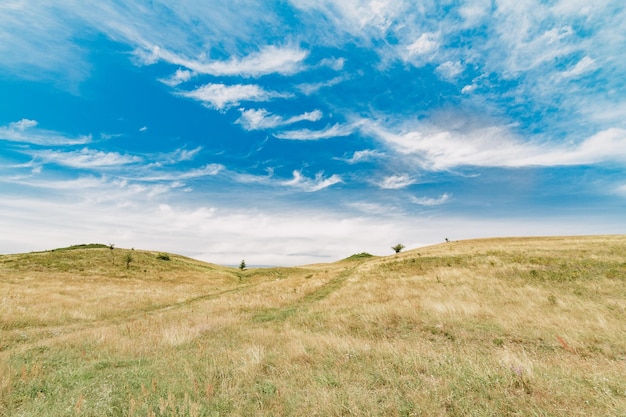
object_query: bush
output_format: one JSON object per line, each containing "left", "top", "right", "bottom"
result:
{"left": 156, "top": 253, "right": 171, "bottom": 261}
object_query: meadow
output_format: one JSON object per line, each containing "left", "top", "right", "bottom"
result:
{"left": 1, "top": 236, "right": 625, "bottom": 416}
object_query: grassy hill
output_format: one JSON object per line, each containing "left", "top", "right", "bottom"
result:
{"left": 1, "top": 236, "right": 625, "bottom": 416}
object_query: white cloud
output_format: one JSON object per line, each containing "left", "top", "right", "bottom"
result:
{"left": 159, "top": 68, "right": 194, "bottom": 86}
{"left": 291, "top": 0, "right": 404, "bottom": 35}
{"left": 232, "top": 168, "right": 275, "bottom": 185}
{"left": 319, "top": 57, "right": 345, "bottom": 71}
{"left": 363, "top": 118, "right": 626, "bottom": 170}
{"left": 559, "top": 56, "right": 597, "bottom": 79}
{"left": 141, "top": 44, "right": 308, "bottom": 77}
{"left": 406, "top": 32, "right": 440, "bottom": 57}
{"left": 297, "top": 76, "right": 346, "bottom": 95}
{"left": 274, "top": 123, "right": 353, "bottom": 140}
{"left": 490, "top": 10, "right": 578, "bottom": 76}
{"left": 436, "top": 61, "right": 464, "bottom": 81}
{"left": 0, "top": 174, "right": 186, "bottom": 204}
{"left": 375, "top": 174, "right": 416, "bottom": 189}
{"left": 169, "top": 147, "right": 202, "bottom": 162}
{"left": 146, "top": 147, "right": 203, "bottom": 168}
{"left": 281, "top": 170, "right": 342, "bottom": 192}
{"left": 231, "top": 167, "right": 344, "bottom": 193}
{"left": 458, "top": 1, "right": 491, "bottom": 27}
{"left": 615, "top": 183, "right": 626, "bottom": 197}
{"left": 10, "top": 119, "right": 38, "bottom": 130}
{"left": 33, "top": 148, "right": 141, "bottom": 168}
{"left": 236, "top": 108, "right": 322, "bottom": 130}
{"left": 180, "top": 83, "right": 288, "bottom": 110}
{"left": 341, "top": 149, "right": 385, "bottom": 164}
{"left": 461, "top": 84, "right": 478, "bottom": 94}
{"left": 237, "top": 109, "right": 283, "bottom": 130}
{"left": 410, "top": 193, "right": 451, "bottom": 206}
{"left": 283, "top": 110, "right": 324, "bottom": 124}
{"left": 566, "top": 128, "right": 626, "bottom": 163}
{"left": 0, "top": 119, "right": 92, "bottom": 146}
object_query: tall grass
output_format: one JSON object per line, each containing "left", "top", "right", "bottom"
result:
{"left": 1, "top": 236, "right": 625, "bottom": 416}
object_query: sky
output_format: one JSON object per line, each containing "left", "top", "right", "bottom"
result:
{"left": 1, "top": 1, "right": 625, "bottom": 266}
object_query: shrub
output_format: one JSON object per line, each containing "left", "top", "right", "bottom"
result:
{"left": 156, "top": 253, "right": 171, "bottom": 261}
{"left": 124, "top": 253, "right": 133, "bottom": 269}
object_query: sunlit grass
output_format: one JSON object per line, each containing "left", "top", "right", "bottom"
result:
{"left": 1, "top": 236, "right": 625, "bottom": 416}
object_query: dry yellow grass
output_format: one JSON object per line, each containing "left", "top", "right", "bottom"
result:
{"left": 1, "top": 236, "right": 625, "bottom": 416}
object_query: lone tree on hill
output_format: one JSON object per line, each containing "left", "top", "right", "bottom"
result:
{"left": 392, "top": 244, "right": 405, "bottom": 254}
{"left": 239, "top": 260, "right": 246, "bottom": 271}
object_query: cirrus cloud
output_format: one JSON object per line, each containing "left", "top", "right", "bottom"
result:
{"left": 236, "top": 108, "right": 323, "bottom": 131}
{"left": 363, "top": 117, "right": 626, "bottom": 170}
{"left": 139, "top": 44, "right": 308, "bottom": 77}
{"left": 281, "top": 170, "right": 343, "bottom": 192}
{"left": 274, "top": 123, "right": 354, "bottom": 140}
{"left": 375, "top": 174, "right": 416, "bottom": 189}
{"left": 32, "top": 148, "right": 142, "bottom": 168}
{"left": 0, "top": 119, "right": 92, "bottom": 146}
{"left": 180, "top": 83, "right": 289, "bottom": 110}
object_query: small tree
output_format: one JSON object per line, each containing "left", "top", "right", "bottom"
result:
{"left": 392, "top": 243, "right": 405, "bottom": 254}
{"left": 124, "top": 253, "right": 133, "bottom": 269}
{"left": 239, "top": 260, "right": 246, "bottom": 271}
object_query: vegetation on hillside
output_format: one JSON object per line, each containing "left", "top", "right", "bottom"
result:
{"left": 344, "top": 252, "right": 374, "bottom": 261}
{"left": 1, "top": 236, "right": 625, "bottom": 416}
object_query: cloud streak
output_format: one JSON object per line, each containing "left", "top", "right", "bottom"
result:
{"left": 236, "top": 109, "right": 323, "bottom": 130}
{"left": 281, "top": 170, "right": 342, "bottom": 192}
{"left": 140, "top": 44, "right": 308, "bottom": 77}
{"left": 180, "top": 83, "right": 289, "bottom": 110}
{"left": 410, "top": 193, "right": 451, "bottom": 206}
{"left": 274, "top": 123, "right": 354, "bottom": 140}
{"left": 31, "top": 148, "right": 141, "bottom": 169}
{"left": 364, "top": 118, "right": 626, "bottom": 170}
{"left": 0, "top": 119, "right": 92, "bottom": 146}
{"left": 375, "top": 174, "right": 416, "bottom": 190}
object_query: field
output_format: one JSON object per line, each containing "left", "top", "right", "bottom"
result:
{"left": 1, "top": 236, "right": 625, "bottom": 416}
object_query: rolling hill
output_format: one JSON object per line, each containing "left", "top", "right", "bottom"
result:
{"left": 1, "top": 236, "right": 625, "bottom": 416}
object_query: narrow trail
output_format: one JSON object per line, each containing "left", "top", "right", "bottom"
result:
{"left": 252, "top": 264, "right": 361, "bottom": 323}
{"left": 1, "top": 262, "right": 367, "bottom": 354}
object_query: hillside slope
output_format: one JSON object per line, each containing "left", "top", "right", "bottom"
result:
{"left": 1, "top": 236, "right": 625, "bottom": 416}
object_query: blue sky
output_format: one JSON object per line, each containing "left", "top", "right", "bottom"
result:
{"left": 1, "top": 1, "right": 625, "bottom": 266}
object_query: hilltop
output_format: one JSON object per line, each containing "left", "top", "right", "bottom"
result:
{"left": 1, "top": 235, "right": 625, "bottom": 416}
